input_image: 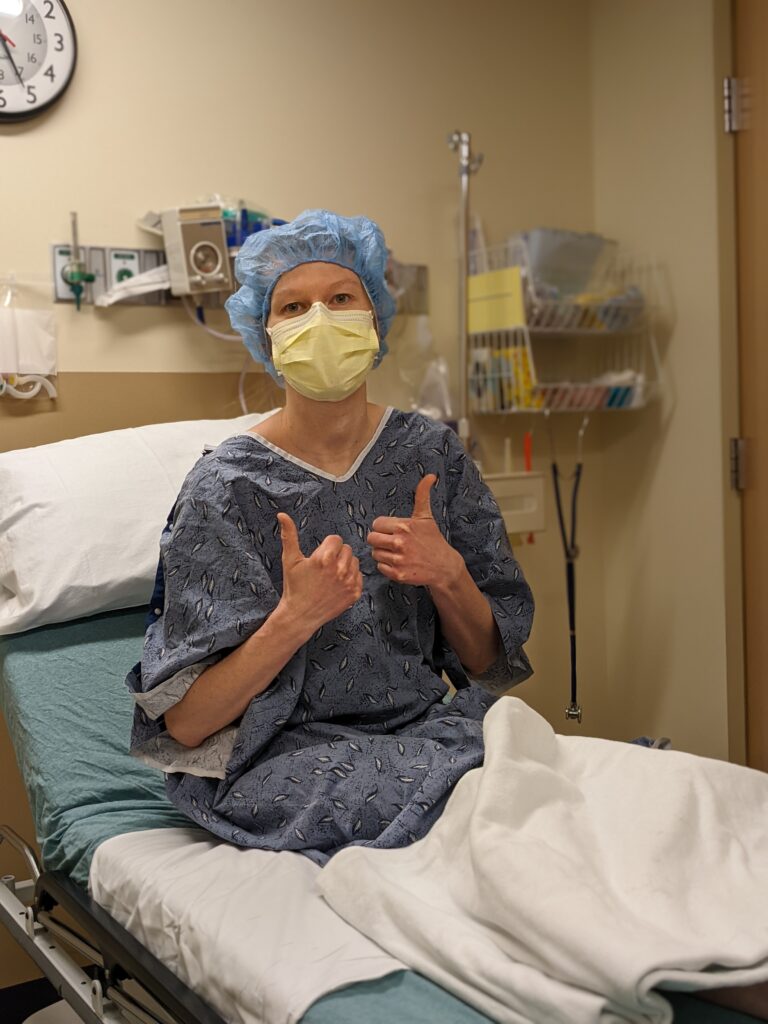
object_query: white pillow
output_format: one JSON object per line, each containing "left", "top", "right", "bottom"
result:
{"left": 0, "top": 411, "right": 278, "bottom": 636}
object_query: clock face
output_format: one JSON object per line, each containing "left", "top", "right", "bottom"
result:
{"left": 0, "top": 0, "right": 76, "bottom": 122}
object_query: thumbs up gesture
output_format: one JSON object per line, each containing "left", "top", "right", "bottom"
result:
{"left": 367, "top": 474, "right": 463, "bottom": 588}
{"left": 277, "top": 513, "right": 363, "bottom": 633}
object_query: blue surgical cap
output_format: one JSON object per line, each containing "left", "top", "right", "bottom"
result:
{"left": 225, "top": 209, "right": 397, "bottom": 384}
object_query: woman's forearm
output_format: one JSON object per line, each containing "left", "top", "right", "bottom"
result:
{"left": 429, "top": 559, "right": 501, "bottom": 676}
{"left": 164, "top": 600, "right": 311, "bottom": 748}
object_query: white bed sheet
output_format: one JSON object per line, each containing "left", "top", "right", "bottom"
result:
{"left": 89, "top": 827, "right": 404, "bottom": 1024}
{"left": 319, "top": 697, "right": 768, "bottom": 1024}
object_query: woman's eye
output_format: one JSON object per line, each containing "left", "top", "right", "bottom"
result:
{"left": 282, "top": 301, "right": 303, "bottom": 315}
{"left": 331, "top": 293, "right": 352, "bottom": 305}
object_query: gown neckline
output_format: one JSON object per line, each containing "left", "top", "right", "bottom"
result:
{"left": 239, "top": 406, "right": 395, "bottom": 483}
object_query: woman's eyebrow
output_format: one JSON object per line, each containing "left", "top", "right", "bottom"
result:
{"left": 273, "top": 278, "right": 361, "bottom": 302}
{"left": 323, "top": 278, "right": 362, "bottom": 291}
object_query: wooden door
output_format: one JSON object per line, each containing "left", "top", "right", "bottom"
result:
{"left": 734, "top": 0, "right": 768, "bottom": 771}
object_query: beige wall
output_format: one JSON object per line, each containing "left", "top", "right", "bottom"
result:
{"left": 2, "top": 0, "right": 594, "bottom": 379}
{"left": 1, "top": 0, "right": 600, "bottom": 730}
{"left": 0, "top": 0, "right": 598, "bottom": 987}
{"left": 589, "top": 0, "right": 741, "bottom": 759}
{"left": 0, "top": 0, "right": 743, "bottom": 990}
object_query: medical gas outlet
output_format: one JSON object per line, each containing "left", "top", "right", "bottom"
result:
{"left": 160, "top": 205, "right": 233, "bottom": 297}
{"left": 52, "top": 245, "right": 165, "bottom": 306}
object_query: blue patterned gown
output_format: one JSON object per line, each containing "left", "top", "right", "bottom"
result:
{"left": 127, "top": 409, "right": 534, "bottom": 862}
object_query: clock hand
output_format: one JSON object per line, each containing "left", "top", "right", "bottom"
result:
{"left": 0, "top": 31, "right": 24, "bottom": 86}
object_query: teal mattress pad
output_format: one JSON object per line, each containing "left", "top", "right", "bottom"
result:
{"left": 0, "top": 608, "right": 189, "bottom": 886}
{"left": 0, "top": 611, "right": 756, "bottom": 1024}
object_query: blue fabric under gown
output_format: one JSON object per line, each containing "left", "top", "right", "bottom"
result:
{"left": 126, "top": 409, "right": 534, "bottom": 861}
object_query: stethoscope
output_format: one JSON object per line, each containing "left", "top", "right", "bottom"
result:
{"left": 545, "top": 410, "right": 589, "bottom": 723}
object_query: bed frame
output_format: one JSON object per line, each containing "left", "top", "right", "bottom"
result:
{"left": 0, "top": 826, "right": 223, "bottom": 1024}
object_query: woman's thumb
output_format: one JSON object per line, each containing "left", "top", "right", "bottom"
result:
{"left": 277, "top": 513, "right": 302, "bottom": 562}
{"left": 412, "top": 474, "right": 437, "bottom": 519}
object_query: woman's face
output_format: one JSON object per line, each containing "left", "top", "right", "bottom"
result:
{"left": 267, "top": 261, "right": 373, "bottom": 329}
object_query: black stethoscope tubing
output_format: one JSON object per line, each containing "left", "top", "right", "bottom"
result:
{"left": 546, "top": 412, "right": 589, "bottom": 722}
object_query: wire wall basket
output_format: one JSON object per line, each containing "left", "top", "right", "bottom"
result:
{"left": 467, "top": 233, "right": 663, "bottom": 414}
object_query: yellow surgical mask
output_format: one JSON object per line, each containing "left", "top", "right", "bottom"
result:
{"left": 266, "top": 302, "right": 379, "bottom": 402}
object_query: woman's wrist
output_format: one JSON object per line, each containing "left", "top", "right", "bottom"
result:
{"left": 268, "top": 595, "right": 320, "bottom": 648}
{"left": 427, "top": 548, "right": 468, "bottom": 599}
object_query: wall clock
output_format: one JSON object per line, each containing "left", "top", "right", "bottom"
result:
{"left": 0, "top": 0, "right": 76, "bottom": 122}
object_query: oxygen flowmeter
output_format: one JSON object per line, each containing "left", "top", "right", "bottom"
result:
{"left": 60, "top": 211, "right": 94, "bottom": 311}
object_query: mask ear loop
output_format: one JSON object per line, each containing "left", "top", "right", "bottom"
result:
{"left": 360, "top": 283, "right": 382, "bottom": 358}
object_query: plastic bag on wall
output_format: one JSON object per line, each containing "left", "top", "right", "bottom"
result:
{"left": 0, "top": 308, "right": 57, "bottom": 375}
{"left": 415, "top": 356, "right": 453, "bottom": 421}
{"left": 384, "top": 313, "right": 453, "bottom": 421}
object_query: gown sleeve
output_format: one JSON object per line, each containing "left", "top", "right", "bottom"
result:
{"left": 126, "top": 456, "right": 287, "bottom": 773}
{"left": 441, "top": 430, "right": 534, "bottom": 694}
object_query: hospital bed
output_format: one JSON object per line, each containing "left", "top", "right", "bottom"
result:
{"left": 1, "top": 608, "right": 761, "bottom": 1024}
{"left": 0, "top": 416, "right": 761, "bottom": 1024}
{"left": 0, "top": 607, "right": 500, "bottom": 1024}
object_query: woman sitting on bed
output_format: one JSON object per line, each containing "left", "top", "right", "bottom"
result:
{"left": 127, "top": 211, "right": 768, "bottom": 1021}
{"left": 127, "top": 209, "right": 534, "bottom": 862}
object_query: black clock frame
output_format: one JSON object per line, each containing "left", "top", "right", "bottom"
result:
{"left": 0, "top": 0, "right": 77, "bottom": 123}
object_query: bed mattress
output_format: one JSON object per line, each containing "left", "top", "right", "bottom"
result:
{"left": 0, "top": 609, "right": 494, "bottom": 1024}
{"left": 0, "top": 608, "right": 189, "bottom": 885}
{"left": 1, "top": 611, "right": 758, "bottom": 1024}
{"left": 91, "top": 827, "right": 494, "bottom": 1024}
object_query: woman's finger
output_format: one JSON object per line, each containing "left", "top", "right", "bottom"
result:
{"left": 336, "top": 545, "right": 355, "bottom": 576}
{"left": 370, "top": 547, "right": 402, "bottom": 566}
{"left": 315, "top": 534, "right": 343, "bottom": 566}
{"left": 367, "top": 530, "right": 402, "bottom": 552}
{"left": 370, "top": 515, "right": 402, "bottom": 535}
{"left": 343, "top": 565, "right": 362, "bottom": 589}
{"left": 376, "top": 562, "right": 406, "bottom": 583}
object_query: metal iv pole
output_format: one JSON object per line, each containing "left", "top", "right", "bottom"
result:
{"left": 447, "top": 130, "right": 483, "bottom": 451}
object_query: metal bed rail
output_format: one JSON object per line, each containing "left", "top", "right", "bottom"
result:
{"left": 0, "top": 826, "right": 225, "bottom": 1024}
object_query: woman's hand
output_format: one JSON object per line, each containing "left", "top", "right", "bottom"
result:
{"left": 367, "top": 475, "right": 463, "bottom": 590}
{"left": 277, "top": 512, "right": 363, "bottom": 633}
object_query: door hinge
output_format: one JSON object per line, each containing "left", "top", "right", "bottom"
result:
{"left": 723, "top": 77, "right": 745, "bottom": 133}
{"left": 730, "top": 437, "right": 746, "bottom": 491}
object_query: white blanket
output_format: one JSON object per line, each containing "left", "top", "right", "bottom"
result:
{"left": 90, "top": 828, "right": 405, "bottom": 1024}
{"left": 318, "top": 697, "right": 768, "bottom": 1024}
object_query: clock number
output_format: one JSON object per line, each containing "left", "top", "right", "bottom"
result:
{"left": 25, "top": 11, "right": 35, "bottom": 23}
{"left": 33, "top": 33, "right": 43, "bottom": 44}
{"left": 0, "top": 90, "right": 5, "bottom": 109}
{"left": 0, "top": 69, "right": 4, "bottom": 82}
{"left": 54, "top": 33, "right": 64, "bottom": 52}
{"left": 44, "top": 64, "right": 55, "bottom": 82}
{"left": 43, "top": 1, "right": 55, "bottom": 18}
{"left": 26, "top": 84, "right": 37, "bottom": 105}
{"left": 27, "top": 52, "right": 38, "bottom": 64}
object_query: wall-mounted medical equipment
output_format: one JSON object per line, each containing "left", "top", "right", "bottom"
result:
{"left": 51, "top": 201, "right": 289, "bottom": 308}
{"left": 138, "top": 199, "right": 286, "bottom": 251}
{"left": 160, "top": 205, "right": 233, "bottom": 297}
{"left": 57, "top": 211, "right": 94, "bottom": 310}
{"left": 52, "top": 242, "right": 168, "bottom": 306}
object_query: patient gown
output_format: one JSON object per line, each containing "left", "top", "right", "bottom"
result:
{"left": 127, "top": 409, "right": 534, "bottom": 861}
